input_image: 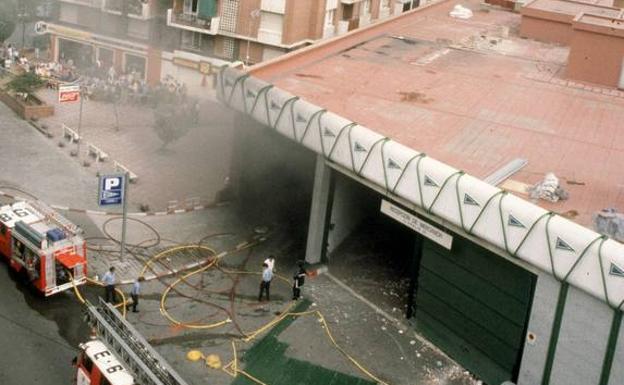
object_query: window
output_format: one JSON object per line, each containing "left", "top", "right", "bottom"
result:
{"left": 181, "top": 30, "right": 202, "bottom": 51}
{"left": 184, "top": 0, "right": 199, "bottom": 14}
{"left": 97, "top": 47, "right": 114, "bottom": 67}
{"left": 342, "top": 3, "right": 353, "bottom": 19}
{"left": 124, "top": 53, "right": 146, "bottom": 79}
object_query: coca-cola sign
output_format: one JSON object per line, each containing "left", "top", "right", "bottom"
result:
{"left": 58, "top": 85, "right": 80, "bottom": 103}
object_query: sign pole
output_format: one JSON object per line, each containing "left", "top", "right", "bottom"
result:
{"left": 120, "top": 172, "right": 128, "bottom": 262}
{"left": 76, "top": 87, "right": 84, "bottom": 159}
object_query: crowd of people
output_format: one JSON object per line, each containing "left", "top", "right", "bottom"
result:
{"left": 80, "top": 70, "right": 189, "bottom": 108}
{"left": 2, "top": 43, "right": 191, "bottom": 109}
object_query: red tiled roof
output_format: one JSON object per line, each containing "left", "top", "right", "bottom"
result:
{"left": 249, "top": 0, "right": 624, "bottom": 227}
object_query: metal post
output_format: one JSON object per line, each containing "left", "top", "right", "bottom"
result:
{"left": 245, "top": 25, "right": 251, "bottom": 66}
{"left": 76, "top": 87, "right": 84, "bottom": 158}
{"left": 21, "top": 19, "right": 26, "bottom": 49}
{"left": 120, "top": 172, "right": 128, "bottom": 262}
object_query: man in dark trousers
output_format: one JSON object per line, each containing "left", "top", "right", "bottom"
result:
{"left": 102, "top": 266, "right": 116, "bottom": 303}
{"left": 292, "top": 262, "right": 306, "bottom": 300}
{"left": 130, "top": 276, "right": 145, "bottom": 312}
{"left": 258, "top": 262, "right": 273, "bottom": 302}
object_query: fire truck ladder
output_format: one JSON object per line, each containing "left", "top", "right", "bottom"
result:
{"left": 85, "top": 298, "right": 190, "bottom": 385}
{"left": 30, "top": 200, "right": 81, "bottom": 235}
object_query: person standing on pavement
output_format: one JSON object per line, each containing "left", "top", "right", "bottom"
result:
{"left": 103, "top": 266, "right": 116, "bottom": 303}
{"left": 258, "top": 263, "right": 273, "bottom": 302}
{"left": 130, "top": 276, "right": 145, "bottom": 313}
{"left": 292, "top": 262, "right": 306, "bottom": 300}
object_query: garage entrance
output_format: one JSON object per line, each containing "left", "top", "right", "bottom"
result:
{"left": 234, "top": 115, "right": 316, "bottom": 254}
{"left": 412, "top": 234, "right": 536, "bottom": 385}
{"left": 325, "top": 176, "right": 418, "bottom": 315}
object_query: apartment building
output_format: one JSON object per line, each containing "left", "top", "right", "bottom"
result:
{"left": 41, "top": 0, "right": 421, "bottom": 94}
{"left": 41, "top": 0, "right": 170, "bottom": 84}
{"left": 166, "top": 0, "right": 404, "bottom": 65}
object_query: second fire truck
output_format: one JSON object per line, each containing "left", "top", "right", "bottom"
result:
{"left": 0, "top": 200, "right": 87, "bottom": 295}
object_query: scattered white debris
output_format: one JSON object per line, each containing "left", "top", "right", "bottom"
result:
{"left": 436, "top": 361, "right": 443, "bottom": 367}
{"left": 410, "top": 340, "right": 416, "bottom": 345}
{"left": 311, "top": 302, "right": 317, "bottom": 307}
{"left": 400, "top": 356, "right": 405, "bottom": 360}
{"left": 449, "top": 4, "right": 473, "bottom": 19}
{"left": 528, "top": 172, "right": 568, "bottom": 202}
{"left": 594, "top": 208, "right": 624, "bottom": 242}
{"left": 416, "top": 352, "right": 421, "bottom": 358}
{"left": 381, "top": 326, "right": 387, "bottom": 331}
{"left": 398, "top": 329, "right": 404, "bottom": 334}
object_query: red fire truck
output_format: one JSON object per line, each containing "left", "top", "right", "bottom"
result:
{"left": 0, "top": 200, "right": 87, "bottom": 295}
{"left": 77, "top": 298, "right": 190, "bottom": 385}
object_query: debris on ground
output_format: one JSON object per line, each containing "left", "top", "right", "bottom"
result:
{"left": 528, "top": 172, "right": 569, "bottom": 202}
{"left": 449, "top": 5, "right": 474, "bottom": 19}
{"left": 593, "top": 208, "right": 624, "bottom": 242}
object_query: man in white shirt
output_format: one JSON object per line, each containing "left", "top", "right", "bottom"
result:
{"left": 102, "top": 266, "right": 116, "bottom": 303}
{"left": 258, "top": 263, "right": 273, "bottom": 302}
{"left": 264, "top": 255, "right": 276, "bottom": 273}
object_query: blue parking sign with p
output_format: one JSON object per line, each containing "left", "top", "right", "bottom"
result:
{"left": 99, "top": 174, "right": 125, "bottom": 206}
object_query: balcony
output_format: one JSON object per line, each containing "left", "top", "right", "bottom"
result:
{"left": 167, "top": 9, "right": 220, "bottom": 35}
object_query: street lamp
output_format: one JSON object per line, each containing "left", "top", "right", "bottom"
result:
{"left": 245, "top": 9, "right": 260, "bottom": 66}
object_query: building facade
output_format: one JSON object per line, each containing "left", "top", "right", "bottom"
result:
{"left": 44, "top": 0, "right": 170, "bottom": 85}
{"left": 165, "top": 0, "right": 410, "bottom": 65}
{"left": 43, "top": 0, "right": 426, "bottom": 94}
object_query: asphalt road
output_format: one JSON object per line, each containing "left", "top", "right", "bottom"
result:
{"left": 0, "top": 263, "right": 88, "bottom": 385}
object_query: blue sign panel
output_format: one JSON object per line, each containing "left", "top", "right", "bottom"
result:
{"left": 98, "top": 174, "right": 125, "bottom": 206}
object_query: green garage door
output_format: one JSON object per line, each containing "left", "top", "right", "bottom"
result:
{"left": 414, "top": 235, "right": 535, "bottom": 385}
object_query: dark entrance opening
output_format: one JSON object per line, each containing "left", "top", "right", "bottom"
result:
{"left": 326, "top": 175, "right": 418, "bottom": 316}
{"left": 233, "top": 114, "right": 316, "bottom": 258}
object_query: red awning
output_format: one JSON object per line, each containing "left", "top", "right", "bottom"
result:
{"left": 56, "top": 253, "right": 85, "bottom": 269}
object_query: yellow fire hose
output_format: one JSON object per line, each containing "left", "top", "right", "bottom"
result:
{"left": 69, "top": 272, "right": 127, "bottom": 318}
{"left": 68, "top": 235, "right": 389, "bottom": 385}
{"left": 219, "top": 309, "right": 390, "bottom": 385}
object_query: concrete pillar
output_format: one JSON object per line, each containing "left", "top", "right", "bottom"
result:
{"left": 304, "top": 155, "right": 334, "bottom": 265}
{"left": 517, "top": 271, "right": 560, "bottom": 385}
{"left": 518, "top": 271, "right": 614, "bottom": 385}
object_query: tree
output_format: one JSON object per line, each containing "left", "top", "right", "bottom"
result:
{"left": 6, "top": 72, "right": 45, "bottom": 94}
{"left": 153, "top": 106, "right": 193, "bottom": 149}
{"left": 0, "top": 1, "right": 17, "bottom": 43}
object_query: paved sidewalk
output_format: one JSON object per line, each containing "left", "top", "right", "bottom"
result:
{"left": 36, "top": 88, "right": 236, "bottom": 211}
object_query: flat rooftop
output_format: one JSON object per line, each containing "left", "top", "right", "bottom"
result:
{"left": 522, "top": 0, "right": 620, "bottom": 18}
{"left": 251, "top": 0, "right": 624, "bottom": 227}
{"left": 574, "top": 12, "right": 624, "bottom": 34}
